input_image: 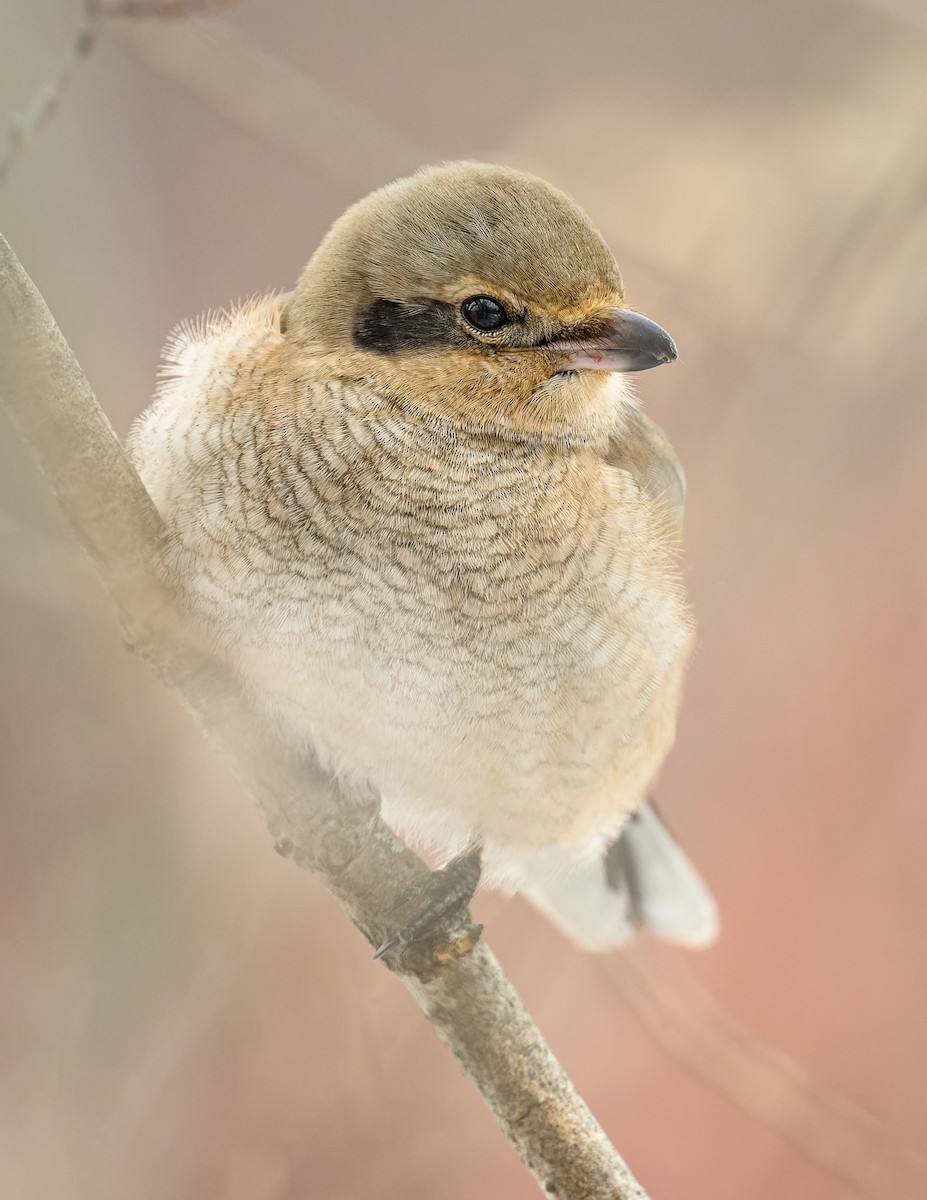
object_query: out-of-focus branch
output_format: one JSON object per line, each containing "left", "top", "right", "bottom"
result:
{"left": 847, "top": 0, "right": 927, "bottom": 31}
{"left": 0, "top": 233, "right": 651, "bottom": 1200}
{"left": 607, "top": 945, "right": 927, "bottom": 1200}
{"left": 90, "top": 1, "right": 236, "bottom": 14}
{"left": 110, "top": 15, "right": 427, "bottom": 193}
{"left": 0, "top": 15, "right": 98, "bottom": 185}
{"left": 0, "top": 3, "right": 243, "bottom": 186}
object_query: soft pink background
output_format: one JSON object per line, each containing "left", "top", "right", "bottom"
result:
{"left": 1, "top": 2, "right": 925, "bottom": 1197}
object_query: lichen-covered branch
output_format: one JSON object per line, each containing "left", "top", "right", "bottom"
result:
{"left": 0, "top": 232, "right": 651, "bottom": 1200}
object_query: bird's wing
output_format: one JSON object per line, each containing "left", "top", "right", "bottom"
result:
{"left": 520, "top": 801, "right": 719, "bottom": 951}
{"left": 605, "top": 408, "right": 686, "bottom": 532}
{"left": 605, "top": 800, "right": 719, "bottom": 946}
{"left": 519, "top": 416, "right": 714, "bottom": 953}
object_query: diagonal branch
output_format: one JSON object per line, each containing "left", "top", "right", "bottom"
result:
{"left": 607, "top": 946, "right": 927, "bottom": 1200}
{"left": 0, "top": 232, "right": 650, "bottom": 1200}
{"left": 110, "top": 14, "right": 428, "bottom": 193}
{"left": 0, "top": 15, "right": 98, "bottom": 186}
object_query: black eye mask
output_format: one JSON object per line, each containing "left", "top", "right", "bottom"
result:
{"left": 353, "top": 299, "right": 467, "bottom": 355}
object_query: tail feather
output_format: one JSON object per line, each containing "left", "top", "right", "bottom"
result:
{"left": 522, "top": 801, "right": 719, "bottom": 951}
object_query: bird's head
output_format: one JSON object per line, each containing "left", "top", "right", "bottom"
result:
{"left": 283, "top": 162, "right": 677, "bottom": 442}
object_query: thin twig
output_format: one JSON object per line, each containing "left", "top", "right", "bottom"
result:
{"left": 0, "top": 3, "right": 243, "bottom": 186}
{"left": 88, "top": 1, "right": 237, "bottom": 17}
{"left": 0, "top": 232, "right": 651, "bottom": 1199}
{"left": 0, "top": 15, "right": 98, "bottom": 185}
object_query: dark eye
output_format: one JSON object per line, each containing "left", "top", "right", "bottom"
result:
{"left": 460, "top": 295, "right": 508, "bottom": 332}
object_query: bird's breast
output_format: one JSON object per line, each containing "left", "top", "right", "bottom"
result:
{"left": 137, "top": 372, "right": 692, "bottom": 860}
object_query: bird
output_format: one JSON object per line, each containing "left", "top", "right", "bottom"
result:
{"left": 129, "top": 161, "right": 718, "bottom": 954}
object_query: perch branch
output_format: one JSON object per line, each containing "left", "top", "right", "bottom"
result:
{"left": 0, "top": 233, "right": 650, "bottom": 1200}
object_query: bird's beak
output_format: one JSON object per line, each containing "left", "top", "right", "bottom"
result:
{"left": 550, "top": 307, "right": 678, "bottom": 373}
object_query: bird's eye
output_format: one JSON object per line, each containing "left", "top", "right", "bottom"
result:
{"left": 460, "top": 295, "right": 508, "bottom": 332}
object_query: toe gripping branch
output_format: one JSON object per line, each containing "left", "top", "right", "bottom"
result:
{"left": 374, "top": 847, "right": 483, "bottom": 966}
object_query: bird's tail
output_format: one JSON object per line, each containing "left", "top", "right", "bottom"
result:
{"left": 521, "top": 801, "right": 719, "bottom": 951}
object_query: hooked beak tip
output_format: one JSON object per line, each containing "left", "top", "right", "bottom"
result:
{"left": 553, "top": 307, "right": 678, "bottom": 373}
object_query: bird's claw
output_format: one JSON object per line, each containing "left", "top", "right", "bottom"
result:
{"left": 374, "top": 847, "right": 483, "bottom": 965}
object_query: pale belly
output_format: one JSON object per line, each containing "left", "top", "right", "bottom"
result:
{"left": 147, "top": 386, "right": 692, "bottom": 876}
{"left": 211, "top": 559, "right": 689, "bottom": 879}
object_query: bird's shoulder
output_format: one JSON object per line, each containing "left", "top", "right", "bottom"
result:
{"left": 602, "top": 407, "right": 686, "bottom": 531}
{"left": 130, "top": 292, "right": 288, "bottom": 451}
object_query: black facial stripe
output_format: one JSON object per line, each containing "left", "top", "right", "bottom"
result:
{"left": 353, "top": 298, "right": 467, "bottom": 355}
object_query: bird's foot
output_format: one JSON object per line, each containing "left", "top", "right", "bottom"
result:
{"left": 374, "top": 847, "right": 483, "bottom": 969}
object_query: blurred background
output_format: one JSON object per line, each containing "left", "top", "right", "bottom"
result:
{"left": 2, "top": 1, "right": 926, "bottom": 1197}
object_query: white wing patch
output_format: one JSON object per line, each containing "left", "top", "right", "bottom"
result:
{"left": 520, "top": 801, "right": 719, "bottom": 951}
